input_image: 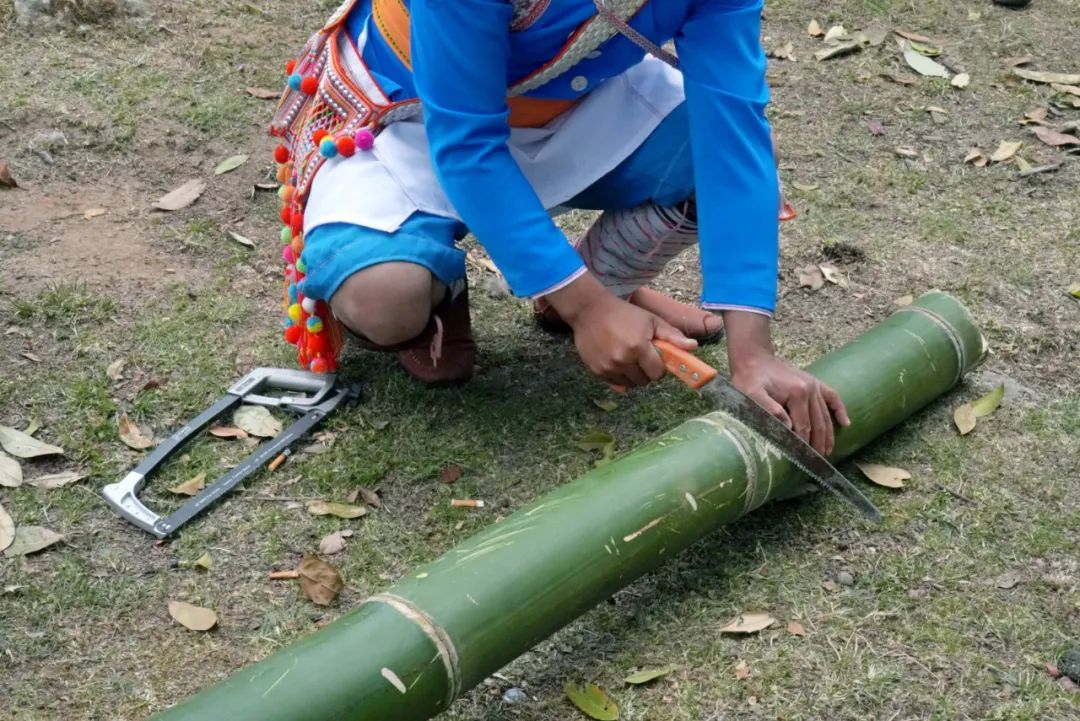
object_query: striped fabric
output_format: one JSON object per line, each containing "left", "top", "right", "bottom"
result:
{"left": 575, "top": 201, "right": 698, "bottom": 298}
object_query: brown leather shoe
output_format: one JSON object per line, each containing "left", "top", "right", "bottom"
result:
{"left": 343, "top": 287, "right": 476, "bottom": 386}
{"left": 395, "top": 287, "right": 475, "bottom": 386}
{"left": 533, "top": 287, "right": 725, "bottom": 345}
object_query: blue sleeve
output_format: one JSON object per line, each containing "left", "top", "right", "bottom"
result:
{"left": 411, "top": 0, "right": 585, "bottom": 298}
{"left": 675, "top": 0, "right": 779, "bottom": 314}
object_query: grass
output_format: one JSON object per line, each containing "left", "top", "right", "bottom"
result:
{"left": 1, "top": 0, "right": 1079, "bottom": 719}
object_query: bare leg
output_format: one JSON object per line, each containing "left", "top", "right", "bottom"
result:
{"left": 330, "top": 262, "right": 446, "bottom": 346}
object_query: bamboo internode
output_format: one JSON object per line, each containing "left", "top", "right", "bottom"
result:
{"left": 153, "top": 292, "right": 985, "bottom": 721}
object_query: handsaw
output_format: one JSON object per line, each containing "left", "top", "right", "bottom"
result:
{"left": 649, "top": 340, "right": 882, "bottom": 523}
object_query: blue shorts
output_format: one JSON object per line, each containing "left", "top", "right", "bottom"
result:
{"left": 299, "top": 103, "right": 694, "bottom": 302}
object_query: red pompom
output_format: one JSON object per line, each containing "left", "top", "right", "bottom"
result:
{"left": 280, "top": 205, "right": 292, "bottom": 225}
{"left": 311, "top": 128, "right": 329, "bottom": 144}
{"left": 308, "top": 333, "right": 328, "bottom": 354}
{"left": 284, "top": 324, "right": 302, "bottom": 345}
{"left": 300, "top": 75, "right": 319, "bottom": 95}
{"left": 273, "top": 145, "right": 290, "bottom": 164}
{"left": 285, "top": 58, "right": 298, "bottom": 75}
{"left": 335, "top": 136, "right": 356, "bottom": 157}
{"left": 291, "top": 212, "right": 304, "bottom": 235}
{"left": 310, "top": 357, "right": 329, "bottom": 373}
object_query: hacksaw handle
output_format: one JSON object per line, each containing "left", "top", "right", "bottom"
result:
{"left": 653, "top": 340, "right": 718, "bottom": 390}
{"left": 608, "top": 341, "right": 719, "bottom": 393}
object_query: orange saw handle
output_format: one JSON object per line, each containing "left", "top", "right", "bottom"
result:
{"left": 609, "top": 340, "right": 719, "bottom": 393}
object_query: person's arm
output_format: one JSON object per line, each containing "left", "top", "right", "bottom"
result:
{"left": 676, "top": 0, "right": 849, "bottom": 453}
{"left": 411, "top": 0, "right": 583, "bottom": 299}
{"left": 412, "top": 0, "right": 695, "bottom": 386}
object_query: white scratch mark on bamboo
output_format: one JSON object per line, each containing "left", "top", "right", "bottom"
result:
{"left": 260, "top": 656, "right": 298, "bottom": 697}
{"left": 623, "top": 513, "right": 670, "bottom": 542}
{"left": 609, "top": 536, "right": 621, "bottom": 555}
{"left": 685, "top": 492, "right": 698, "bottom": 511}
{"left": 523, "top": 495, "right": 578, "bottom": 517}
{"left": 466, "top": 594, "right": 479, "bottom": 606}
{"left": 382, "top": 667, "right": 408, "bottom": 694}
{"left": 901, "top": 329, "right": 939, "bottom": 371}
{"left": 453, "top": 544, "right": 511, "bottom": 565}
{"left": 604, "top": 544, "right": 613, "bottom": 554}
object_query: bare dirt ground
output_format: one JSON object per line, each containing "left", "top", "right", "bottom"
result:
{"left": 1, "top": 1, "right": 1077, "bottom": 720}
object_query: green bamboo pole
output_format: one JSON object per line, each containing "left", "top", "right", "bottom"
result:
{"left": 153, "top": 291, "right": 984, "bottom": 721}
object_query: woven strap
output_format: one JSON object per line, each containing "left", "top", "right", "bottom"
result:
{"left": 592, "top": 0, "right": 679, "bottom": 69}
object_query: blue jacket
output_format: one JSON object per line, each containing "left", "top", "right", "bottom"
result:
{"left": 347, "top": 0, "right": 779, "bottom": 313}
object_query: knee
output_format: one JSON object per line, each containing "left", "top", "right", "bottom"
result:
{"left": 330, "top": 263, "right": 435, "bottom": 346}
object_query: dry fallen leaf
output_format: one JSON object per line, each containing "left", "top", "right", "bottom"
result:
{"left": 214, "top": 154, "right": 249, "bottom": 176}
{"left": 0, "top": 502, "right": 14, "bottom": 553}
{"left": 0, "top": 426, "right": 63, "bottom": 458}
{"left": 719, "top": 612, "right": 777, "bottom": 634}
{"left": 807, "top": 19, "right": 824, "bottom": 37}
{"left": 989, "top": 141, "right": 1022, "bottom": 163}
{"left": 245, "top": 86, "right": 280, "bottom": 99}
{"left": 951, "top": 73, "right": 971, "bottom": 89}
{"left": 168, "top": 600, "right": 218, "bottom": 631}
{"left": 1069, "top": 283, "right": 1080, "bottom": 300}
{"left": 787, "top": 621, "right": 807, "bottom": 637}
{"left": 1014, "top": 156, "right": 1033, "bottom": 174}
{"left": 814, "top": 41, "right": 861, "bottom": 62}
{"left": 964, "top": 148, "right": 988, "bottom": 167}
{"left": 1013, "top": 68, "right": 1080, "bottom": 86}
{"left": 82, "top": 208, "right": 107, "bottom": 220}
{"left": 3, "top": 526, "right": 64, "bottom": 557}
{"left": 858, "top": 26, "right": 889, "bottom": 47}
{"left": 27, "top": 471, "right": 86, "bottom": 489}
{"left": 792, "top": 182, "right": 819, "bottom": 191}
{"left": 439, "top": 465, "right": 464, "bottom": 485}
{"left": 169, "top": 473, "right": 206, "bottom": 496}
{"left": 1033, "top": 126, "right": 1080, "bottom": 148}
{"left": 106, "top": 358, "right": 125, "bottom": 382}
{"left": 318, "top": 530, "right": 354, "bottom": 555}
{"left": 953, "top": 403, "right": 977, "bottom": 435}
{"left": 307, "top": 501, "right": 367, "bottom": 519}
{"left": 866, "top": 119, "right": 886, "bottom": 136}
{"left": 21, "top": 352, "right": 41, "bottom": 363}
{"left": 882, "top": 72, "right": 918, "bottom": 86}
{"left": 796, "top": 265, "right": 825, "bottom": 290}
{"left": 564, "top": 682, "right": 619, "bottom": 721}
{"left": 902, "top": 43, "right": 950, "bottom": 78}
{"left": 822, "top": 579, "right": 840, "bottom": 593}
{"left": 735, "top": 660, "right": 750, "bottom": 681}
{"left": 0, "top": 161, "right": 18, "bottom": 189}
{"left": 194, "top": 552, "right": 212, "bottom": 570}
{"left": 1052, "top": 83, "right": 1080, "bottom": 97}
{"left": 233, "top": 405, "right": 283, "bottom": 438}
{"left": 623, "top": 666, "right": 674, "bottom": 685}
{"left": 0, "top": 452, "right": 22, "bottom": 488}
{"left": 153, "top": 179, "right": 206, "bottom": 211}
{"left": 227, "top": 231, "right": 256, "bottom": 248}
{"left": 1005, "top": 54, "right": 1036, "bottom": 68}
{"left": 769, "top": 42, "right": 796, "bottom": 62}
{"left": 593, "top": 398, "right": 619, "bottom": 412}
{"left": 907, "top": 39, "right": 942, "bottom": 57}
{"left": 893, "top": 28, "right": 934, "bottom": 43}
{"left": 855, "top": 462, "right": 911, "bottom": 489}
{"left": 819, "top": 263, "right": 847, "bottom": 286}
{"left": 298, "top": 555, "right": 344, "bottom": 606}
{"left": 823, "top": 24, "right": 847, "bottom": 43}
{"left": 894, "top": 294, "right": 914, "bottom": 307}
{"left": 118, "top": 413, "right": 154, "bottom": 450}
{"left": 894, "top": 146, "right": 920, "bottom": 159}
{"left": 972, "top": 384, "right": 1005, "bottom": 417}
{"left": 209, "top": 426, "right": 248, "bottom": 439}
{"left": 357, "top": 487, "right": 381, "bottom": 508}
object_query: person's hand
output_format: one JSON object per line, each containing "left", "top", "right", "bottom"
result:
{"left": 723, "top": 309, "right": 850, "bottom": 456}
{"left": 729, "top": 353, "right": 849, "bottom": 456}
{"left": 544, "top": 274, "right": 696, "bottom": 387}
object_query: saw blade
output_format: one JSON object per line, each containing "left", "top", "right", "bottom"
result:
{"left": 702, "top": 379, "right": 882, "bottom": 524}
